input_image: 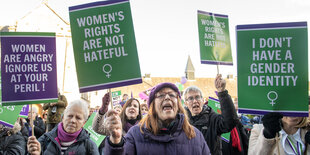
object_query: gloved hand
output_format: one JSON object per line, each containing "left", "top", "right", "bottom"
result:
{"left": 262, "top": 112, "right": 283, "bottom": 139}
{"left": 99, "top": 92, "right": 110, "bottom": 115}
{"left": 305, "top": 130, "right": 310, "bottom": 145}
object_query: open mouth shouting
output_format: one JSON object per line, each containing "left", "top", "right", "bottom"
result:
{"left": 192, "top": 104, "right": 201, "bottom": 111}
{"left": 162, "top": 103, "right": 174, "bottom": 112}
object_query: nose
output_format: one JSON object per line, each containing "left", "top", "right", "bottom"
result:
{"left": 193, "top": 98, "right": 199, "bottom": 102}
{"left": 164, "top": 94, "right": 171, "bottom": 100}
{"left": 70, "top": 117, "right": 77, "bottom": 123}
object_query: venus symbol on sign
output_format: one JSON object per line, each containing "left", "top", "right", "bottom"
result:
{"left": 103, "top": 64, "right": 112, "bottom": 78}
{"left": 267, "top": 91, "right": 278, "bottom": 106}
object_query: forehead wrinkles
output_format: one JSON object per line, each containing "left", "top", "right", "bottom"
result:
{"left": 66, "top": 107, "right": 84, "bottom": 117}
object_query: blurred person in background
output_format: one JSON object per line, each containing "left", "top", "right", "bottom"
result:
{"left": 43, "top": 91, "right": 68, "bottom": 132}
{"left": 140, "top": 103, "right": 148, "bottom": 117}
{"left": 25, "top": 106, "right": 45, "bottom": 139}
{"left": 92, "top": 94, "right": 142, "bottom": 135}
{"left": 119, "top": 94, "right": 129, "bottom": 107}
{"left": 113, "top": 103, "right": 123, "bottom": 114}
{"left": 0, "top": 121, "right": 27, "bottom": 155}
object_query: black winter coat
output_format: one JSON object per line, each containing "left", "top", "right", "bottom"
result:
{"left": 38, "top": 127, "right": 99, "bottom": 155}
{"left": 104, "top": 114, "right": 211, "bottom": 155}
{"left": 25, "top": 116, "right": 45, "bottom": 139}
{"left": 222, "top": 121, "right": 249, "bottom": 155}
{"left": 0, "top": 131, "right": 27, "bottom": 155}
{"left": 186, "top": 90, "right": 238, "bottom": 155}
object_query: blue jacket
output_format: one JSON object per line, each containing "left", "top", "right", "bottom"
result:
{"left": 38, "top": 127, "right": 99, "bottom": 155}
{"left": 104, "top": 114, "right": 211, "bottom": 155}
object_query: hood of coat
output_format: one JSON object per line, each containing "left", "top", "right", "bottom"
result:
{"left": 142, "top": 113, "right": 185, "bottom": 142}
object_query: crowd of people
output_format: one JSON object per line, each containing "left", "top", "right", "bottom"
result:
{"left": 1, "top": 74, "right": 310, "bottom": 154}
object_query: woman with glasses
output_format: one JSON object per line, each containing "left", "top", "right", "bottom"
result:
{"left": 102, "top": 82, "right": 210, "bottom": 155}
{"left": 183, "top": 74, "right": 238, "bottom": 155}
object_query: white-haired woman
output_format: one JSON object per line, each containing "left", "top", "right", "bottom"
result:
{"left": 27, "top": 99, "right": 99, "bottom": 155}
{"left": 25, "top": 106, "right": 45, "bottom": 139}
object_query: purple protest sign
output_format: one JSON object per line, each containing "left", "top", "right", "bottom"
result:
{"left": 0, "top": 32, "right": 58, "bottom": 106}
{"left": 19, "top": 104, "right": 29, "bottom": 118}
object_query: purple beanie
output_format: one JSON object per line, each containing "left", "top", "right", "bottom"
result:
{"left": 147, "top": 82, "right": 181, "bottom": 107}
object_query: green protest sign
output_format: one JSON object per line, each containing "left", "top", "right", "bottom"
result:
{"left": 69, "top": 0, "right": 142, "bottom": 93}
{"left": 236, "top": 22, "right": 308, "bottom": 117}
{"left": 0, "top": 70, "right": 2, "bottom": 101}
{"left": 0, "top": 103, "right": 24, "bottom": 128}
{"left": 197, "top": 10, "right": 233, "bottom": 65}
{"left": 208, "top": 97, "right": 230, "bottom": 142}
{"left": 112, "top": 90, "right": 121, "bottom": 97}
{"left": 112, "top": 90, "right": 121, "bottom": 105}
{"left": 83, "top": 112, "right": 105, "bottom": 147}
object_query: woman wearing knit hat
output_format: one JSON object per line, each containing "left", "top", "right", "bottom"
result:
{"left": 103, "top": 82, "right": 211, "bottom": 155}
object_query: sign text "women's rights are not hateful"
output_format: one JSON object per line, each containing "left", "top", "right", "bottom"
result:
{"left": 76, "top": 11, "right": 128, "bottom": 63}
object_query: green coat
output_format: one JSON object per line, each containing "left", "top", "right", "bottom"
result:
{"left": 43, "top": 94, "right": 68, "bottom": 124}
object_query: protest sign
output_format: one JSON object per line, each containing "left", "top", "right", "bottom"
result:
{"left": 197, "top": 10, "right": 233, "bottom": 65}
{"left": 0, "top": 70, "right": 1, "bottom": 101}
{"left": 69, "top": 0, "right": 142, "bottom": 93}
{"left": 236, "top": 22, "right": 308, "bottom": 116}
{"left": 0, "top": 32, "right": 58, "bottom": 106}
{"left": 112, "top": 90, "right": 121, "bottom": 106}
{"left": 19, "top": 104, "right": 29, "bottom": 118}
{"left": 208, "top": 97, "right": 230, "bottom": 142}
{"left": 1, "top": 70, "right": 24, "bottom": 127}
{"left": 0, "top": 103, "right": 24, "bottom": 128}
{"left": 83, "top": 112, "right": 105, "bottom": 147}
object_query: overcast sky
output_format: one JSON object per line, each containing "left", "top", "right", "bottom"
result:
{"left": 1, "top": 0, "right": 309, "bottom": 78}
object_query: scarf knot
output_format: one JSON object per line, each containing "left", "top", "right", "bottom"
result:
{"left": 57, "top": 122, "right": 82, "bottom": 143}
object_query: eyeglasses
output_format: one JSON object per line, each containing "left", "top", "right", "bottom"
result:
{"left": 155, "top": 93, "right": 177, "bottom": 100}
{"left": 186, "top": 95, "right": 202, "bottom": 102}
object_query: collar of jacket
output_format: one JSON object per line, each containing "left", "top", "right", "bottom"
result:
{"left": 142, "top": 113, "right": 184, "bottom": 142}
{"left": 186, "top": 105, "right": 212, "bottom": 118}
{"left": 46, "top": 126, "right": 90, "bottom": 145}
{"left": 186, "top": 105, "right": 213, "bottom": 125}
